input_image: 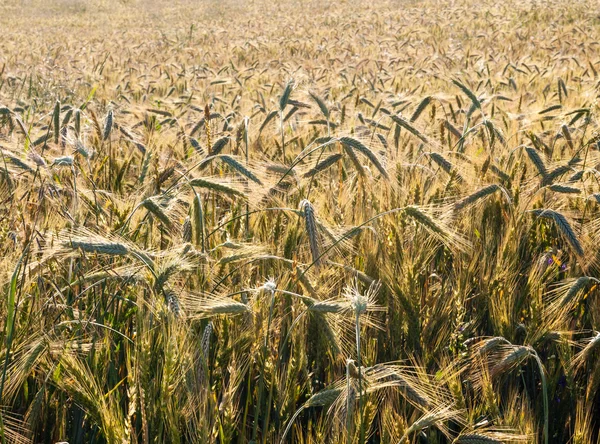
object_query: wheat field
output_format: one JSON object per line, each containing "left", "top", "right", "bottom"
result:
{"left": 1, "top": 0, "right": 600, "bottom": 442}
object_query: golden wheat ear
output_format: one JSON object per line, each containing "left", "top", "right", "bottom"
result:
{"left": 453, "top": 431, "right": 530, "bottom": 443}
{"left": 398, "top": 405, "right": 460, "bottom": 444}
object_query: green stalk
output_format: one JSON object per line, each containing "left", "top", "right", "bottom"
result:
{"left": 356, "top": 311, "right": 365, "bottom": 444}
{"left": 239, "top": 368, "right": 253, "bottom": 444}
{"left": 578, "top": 136, "right": 591, "bottom": 235}
{"left": 280, "top": 110, "right": 286, "bottom": 163}
{"left": 529, "top": 349, "right": 548, "bottom": 444}
{"left": 346, "top": 360, "right": 353, "bottom": 444}
{"left": 244, "top": 117, "right": 250, "bottom": 240}
{"left": 0, "top": 246, "right": 29, "bottom": 444}
{"left": 252, "top": 287, "right": 276, "bottom": 442}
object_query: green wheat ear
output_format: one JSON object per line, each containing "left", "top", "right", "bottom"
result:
{"left": 452, "top": 79, "right": 482, "bottom": 110}
{"left": 103, "top": 110, "right": 113, "bottom": 141}
{"left": 410, "top": 96, "right": 432, "bottom": 122}
{"left": 529, "top": 209, "right": 584, "bottom": 257}
{"left": 189, "top": 178, "right": 247, "bottom": 198}
{"left": 300, "top": 199, "right": 321, "bottom": 266}
{"left": 218, "top": 155, "right": 262, "bottom": 184}
{"left": 525, "top": 146, "right": 547, "bottom": 177}
{"left": 279, "top": 387, "right": 341, "bottom": 444}
{"left": 339, "top": 136, "right": 389, "bottom": 179}
{"left": 279, "top": 79, "right": 295, "bottom": 112}
{"left": 454, "top": 184, "right": 511, "bottom": 210}
{"left": 303, "top": 153, "right": 342, "bottom": 178}
{"left": 53, "top": 100, "right": 61, "bottom": 144}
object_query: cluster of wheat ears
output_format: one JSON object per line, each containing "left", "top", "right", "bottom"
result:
{"left": 2, "top": 0, "right": 600, "bottom": 442}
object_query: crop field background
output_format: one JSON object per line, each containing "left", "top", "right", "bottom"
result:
{"left": 2, "top": 0, "right": 600, "bottom": 442}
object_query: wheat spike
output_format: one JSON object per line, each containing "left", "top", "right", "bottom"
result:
{"left": 218, "top": 155, "right": 262, "bottom": 184}
{"left": 543, "top": 165, "right": 571, "bottom": 185}
{"left": 390, "top": 114, "right": 429, "bottom": 143}
{"left": 64, "top": 240, "right": 129, "bottom": 256}
{"left": 141, "top": 197, "right": 171, "bottom": 226}
{"left": 454, "top": 184, "right": 510, "bottom": 210}
{"left": 339, "top": 136, "right": 389, "bottom": 179}
{"left": 303, "top": 153, "right": 343, "bottom": 178}
{"left": 530, "top": 209, "right": 584, "bottom": 256}
{"left": 189, "top": 178, "right": 246, "bottom": 198}
{"left": 453, "top": 79, "right": 482, "bottom": 110}
{"left": 309, "top": 91, "right": 330, "bottom": 120}
{"left": 103, "top": 110, "right": 113, "bottom": 141}
{"left": 454, "top": 434, "right": 503, "bottom": 444}
{"left": 53, "top": 100, "right": 61, "bottom": 144}
{"left": 410, "top": 96, "right": 432, "bottom": 122}
{"left": 490, "top": 345, "right": 530, "bottom": 376}
{"left": 525, "top": 146, "right": 547, "bottom": 177}
{"left": 572, "top": 332, "right": 600, "bottom": 371}
{"left": 211, "top": 136, "right": 230, "bottom": 155}
{"left": 398, "top": 405, "right": 456, "bottom": 444}
{"left": 201, "top": 322, "right": 213, "bottom": 359}
{"left": 453, "top": 432, "right": 529, "bottom": 444}
{"left": 300, "top": 199, "right": 321, "bottom": 266}
{"left": 279, "top": 79, "right": 295, "bottom": 111}
{"left": 548, "top": 184, "right": 580, "bottom": 194}
{"left": 280, "top": 387, "right": 342, "bottom": 444}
